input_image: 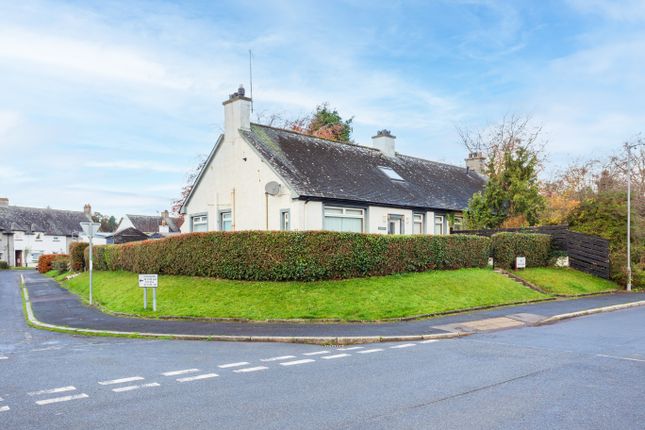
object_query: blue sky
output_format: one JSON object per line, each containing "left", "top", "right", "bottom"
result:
{"left": 1, "top": 0, "right": 643, "bottom": 217}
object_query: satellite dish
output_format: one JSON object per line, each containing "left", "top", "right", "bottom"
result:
{"left": 265, "top": 181, "right": 281, "bottom": 196}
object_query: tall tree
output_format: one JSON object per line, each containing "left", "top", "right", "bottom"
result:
{"left": 459, "top": 115, "right": 546, "bottom": 228}
{"left": 258, "top": 103, "right": 354, "bottom": 142}
{"left": 91, "top": 212, "right": 118, "bottom": 232}
{"left": 171, "top": 154, "right": 208, "bottom": 216}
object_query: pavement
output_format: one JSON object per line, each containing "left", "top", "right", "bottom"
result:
{"left": 14, "top": 269, "right": 645, "bottom": 341}
{"left": 1, "top": 269, "right": 644, "bottom": 429}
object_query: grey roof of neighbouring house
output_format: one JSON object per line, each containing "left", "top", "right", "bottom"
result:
{"left": 0, "top": 205, "right": 89, "bottom": 236}
{"left": 239, "top": 123, "right": 486, "bottom": 211}
{"left": 125, "top": 214, "right": 183, "bottom": 233}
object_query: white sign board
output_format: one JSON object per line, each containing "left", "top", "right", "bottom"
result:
{"left": 80, "top": 222, "right": 101, "bottom": 237}
{"left": 515, "top": 256, "right": 526, "bottom": 269}
{"left": 138, "top": 274, "right": 158, "bottom": 288}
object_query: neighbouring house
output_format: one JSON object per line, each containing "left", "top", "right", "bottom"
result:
{"left": 180, "top": 86, "right": 487, "bottom": 235}
{"left": 0, "top": 197, "right": 89, "bottom": 267}
{"left": 113, "top": 211, "right": 183, "bottom": 243}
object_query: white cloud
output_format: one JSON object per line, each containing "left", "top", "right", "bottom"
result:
{"left": 0, "top": 26, "right": 191, "bottom": 89}
{"left": 0, "top": 110, "right": 21, "bottom": 136}
{"left": 567, "top": 0, "right": 645, "bottom": 22}
{"left": 84, "top": 160, "right": 188, "bottom": 174}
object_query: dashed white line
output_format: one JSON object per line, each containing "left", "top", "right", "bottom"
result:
{"left": 322, "top": 353, "right": 350, "bottom": 360}
{"left": 28, "top": 386, "right": 76, "bottom": 396}
{"left": 337, "top": 346, "right": 364, "bottom": 351}
{"left": 234, "top": 366, "right": 268, "bottom": 373}
{"left": 35, "top": 393, "right": 89, "bottom": 406}
{"left": 161, "top": 369, "right": 200, "bottom": 376}
{"left": 302, "top": 351, "right": 330, "bottom": 356}
{"left": 112, "top": 383, "right": 161, "bottom": 393}
{"left": 0, "top": 356, "right": 8, "bottom": 360}
{"left": 597, "top": 354, "right": 645, "bottom": 363}
{"left": 31, "top": 346, "right": 63, "bottom": 352}
{"left": 260, "top": 355, "right": 296, "bottom": 362}
{"left": 390, "top": 343, "right": 416, "bottom": 349}
{"left": 357, "top": 348, "right": 384, "bottom": 354}
{"left": 420, "top": 339, "right": 440, "bottom": 344}
{"left": 98, "top": 376, "right": 145, "bottom": 386}
{"left": 218, "top": 362, "right": 250, "bottom": 368}
{"left": 0, "top": 405, "right": 9, "bottom": 412}
{"left": 177, "top": 373, "right": 219, "bottom": 383}
{"left": 280, "top": 359, "right": 315, "bottom": 366}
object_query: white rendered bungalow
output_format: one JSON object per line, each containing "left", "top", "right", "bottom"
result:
{"left": 180, "top": 86, "right": 486, "bottom": 235}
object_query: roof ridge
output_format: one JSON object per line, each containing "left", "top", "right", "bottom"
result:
{"left": 2, "top": 205, "right": 86, "bottom": 214}
{"left": 250, "top": 122, "right": 380, "bottom": 152}
{"left": 397, "top": 153, "right": 467, "bottom": 171}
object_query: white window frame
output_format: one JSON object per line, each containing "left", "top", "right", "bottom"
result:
{"left": 452, "top": 216, "right": 464, "bottom": 232}
{"left": 413, "top": 213, "right": 424, "bottom": 234}
{"left": 280, "top": 209, "right": 290, "bottom": 231}
{"left": 219, "top": 210, "right": 232, "bottom": 232}
{"left": 191, "top": 214, "right": 208, "bottom": 232}
{"left": 323, "top": 206, "right": 365, "bottom": 233}
{"left": 434, "top": 215, "right": 444, "bottom": 235}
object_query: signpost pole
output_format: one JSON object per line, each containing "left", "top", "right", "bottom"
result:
{"left": 153, "top": 288, "right": 157, "bottom": 312}
{"left": 89, "top": 234, "right": 93, "bottom": 305}
{"left": 144, "top": 288, "right": 147, "bottom": 310}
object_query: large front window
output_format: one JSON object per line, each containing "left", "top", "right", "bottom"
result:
{"left": 323, "top": 206, "right": 364, "bottom": 233}
{"left": 191, "top": 215, "right": 208, "bottom": 232}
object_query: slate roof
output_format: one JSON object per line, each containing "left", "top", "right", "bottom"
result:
{"left": 126, "top": 214, "right": 183, "bottom": 233}
{"left": 0, "top": 205, "right": 89, "bottom": 236}
{"left": 112, "top": 227, "right": 151, "bottom": 244}
{"left": 240, "top": 123, "right": 486, "bottom": 211}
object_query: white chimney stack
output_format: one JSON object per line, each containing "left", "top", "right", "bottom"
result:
{"left": 465, "top": 151, "right": 486, "bottom": 176}
{"left": 223, "top": 84, "right": 251, "bottom": 137}
{"left": 0, "top": 197, "right": 8, "bottom": 207}
{"left": 372, "top": 129, "right": 396, "bottom": 157}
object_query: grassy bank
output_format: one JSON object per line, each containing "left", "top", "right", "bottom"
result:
{"left": 58, "top": 269, "right": 547, "bottom": 321}
{"left": 512, "top": 267, "right": 619, "bottom": 296}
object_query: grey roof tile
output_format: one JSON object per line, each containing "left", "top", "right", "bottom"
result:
{"left": 240, "top": 123, "right": 485, "bottom": 211}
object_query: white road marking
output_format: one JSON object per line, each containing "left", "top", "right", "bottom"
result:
{"left": 0, "top": 356, "right": 8, "bottom": 360}
{"left": 322, "top": 353, "right": 350, "bottom": 360}
{"left": 112, "top": 383, "right": 160, "bottom": 392}
{"left": 337, "top": 346, "right": 364, "bottom": 351}
{"left": 279, "top": 359, "right": 315, "bottom": 366}
{"left": 302, "top": 351, "right": 330, "bottom": 356}
{"left": 234, "top": 366, "right": 268, "bottom": 373}
{"left": 0, "top": 405, "right": 9, "bottom": 412}
{"left": 597, "top": 354, "right": 645, "bottom": 363}
{"left": 31, "top": 346, "right": 63, "bottom": 352}
{"left": 357, "top": 348, "right": 384, "bottom": 354}
{"left": 260, "top": 355, "right": 296, "bottom": 362}
{"left": 420, "top": 339, "right": 440, "bottom": 344}
{"left": 177, "top": 373, "right": 219, "bottom": 383}
{"left": 161, "top": 368, "right": 200, "bottom": 376}
{"left": 390, "top": 343, "right": 416, "bottom": 349}
{"left": 36, "top": 393, "right": 89, "bottom": 406}
{"left": 28, "top": 386, "right": 76, "bottom": 396}
{"left": 218, "top": 362, "right": 250, "bottom": 368}
{"left": 98, "top": 376, "right": 145, "bottom": 385}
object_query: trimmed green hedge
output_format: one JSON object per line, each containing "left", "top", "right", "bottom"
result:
{"left": 85, "top": 231, "right": 491, "bottom": 281}
{"left": 69, "top": 242, "right": 89, "bottom": 272}
{"left": 491, "top": 232, "right": 551, "bottom": 269}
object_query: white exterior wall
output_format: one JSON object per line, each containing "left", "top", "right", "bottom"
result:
{"left": 182, "top": 130, "right": 297, "bottom": 233}
{"left": 13, "top": 231, "right": 70, "bottom": 267}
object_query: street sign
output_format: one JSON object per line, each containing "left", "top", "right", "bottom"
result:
{"left": 139, "top": 274, "right": 158, "bottom": 311}
{"left": 138, "top": 274, "right": 158, "bottom": 288}
{"left": 80, "top": 222, "right": 101, "bottom": 238}
{"left": 515, "top": 256, "right": 526, "bottom": 269}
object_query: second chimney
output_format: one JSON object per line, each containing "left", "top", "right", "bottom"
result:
{"left": 372, "top": 129, "right": 396, "bottom": 157}
{"left": 0, "top": 197, "right": 8, "bottom": 207}
{"left": 465, "top": 152, "right": 486, "bottom": 176}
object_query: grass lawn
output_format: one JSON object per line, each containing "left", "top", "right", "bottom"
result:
{"left": 512, "top": 267, "right": 620, "bottom": 296}
{"left": 57, "top": 269, "right": 547, "bottom": 321}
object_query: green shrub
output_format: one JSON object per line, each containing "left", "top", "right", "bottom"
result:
{"left": 85, "top": 231, "right": 491, "bottom": 281}
{"left": 69, "top": 242, "right": 89, "bottom": 272}
{"left": 0, "top": 261, "right": 8, "bottom": 270}
{"left": 491, "top": 232, "right": 551, "bottom": 269}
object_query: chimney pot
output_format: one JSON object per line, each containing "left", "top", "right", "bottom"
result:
{"left": 465, "top": 151, "right": 486, "bottom": 176}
